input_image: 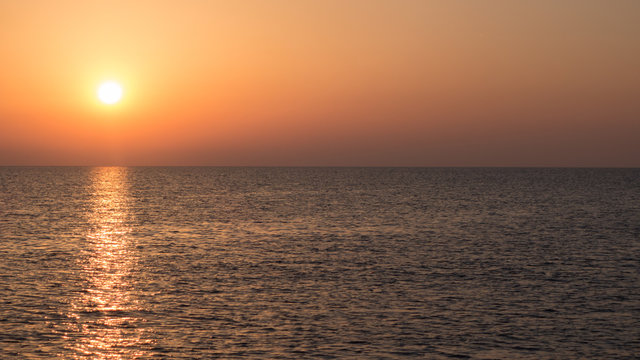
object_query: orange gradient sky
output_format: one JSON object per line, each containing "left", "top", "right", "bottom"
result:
{"left": 1, "top": 0, "right": 639, "bottom": 166}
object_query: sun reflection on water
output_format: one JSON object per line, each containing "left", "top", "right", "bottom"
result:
{"left": 65, "top": 167, "right": 153, "bottom": 359}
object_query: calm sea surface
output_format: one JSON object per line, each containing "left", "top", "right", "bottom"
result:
{"left": 0, "top": 167, "right": 638, "bottom": 359}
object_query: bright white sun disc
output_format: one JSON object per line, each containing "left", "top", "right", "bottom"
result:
{"left": 97, "top": 81, "right": 123, "bottom": 104}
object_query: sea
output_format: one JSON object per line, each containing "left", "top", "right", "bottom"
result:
{"left": 0, "top": 167, "right": 638, "bottom": 359}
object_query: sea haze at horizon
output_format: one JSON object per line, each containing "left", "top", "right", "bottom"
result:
{"left": 0, "top": 167, "right": 638, "bottom": 358}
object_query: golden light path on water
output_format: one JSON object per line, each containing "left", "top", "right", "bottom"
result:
{"left": 65, "top": 167, "right": 153, "bottom": 359}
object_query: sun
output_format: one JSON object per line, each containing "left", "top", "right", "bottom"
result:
{"left": 97, "top": 81, "right": 123, "bottom": 104}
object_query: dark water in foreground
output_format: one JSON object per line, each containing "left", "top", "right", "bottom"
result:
{"left": 0, "top": 167, "right": 638, "bottom": 359}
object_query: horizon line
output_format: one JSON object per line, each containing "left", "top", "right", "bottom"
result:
{"left": 1, "top": 165, "right": 638, "bottom": 169}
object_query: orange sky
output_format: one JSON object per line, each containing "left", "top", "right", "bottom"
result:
{"left": 1, "top": 0, "right": 639, "bottom": 166}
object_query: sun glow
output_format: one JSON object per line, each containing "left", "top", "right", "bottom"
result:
{"left": 97, "top": 81, "right": 123, "bottom": 104}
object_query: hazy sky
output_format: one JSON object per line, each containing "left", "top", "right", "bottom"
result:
{"left": 1, "top": 0, "right": 639, "bottom": 166}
